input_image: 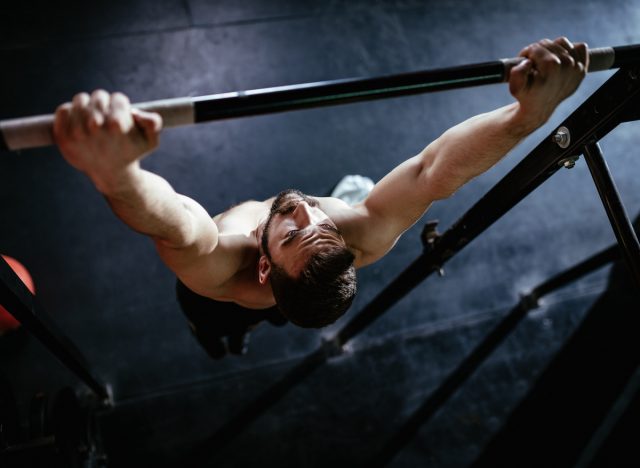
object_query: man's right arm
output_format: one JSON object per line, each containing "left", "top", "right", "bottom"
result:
{"left": 349, "top": 38, "right": 587, "bottom": 267}
{"left": 54, "top": 90, "right": 239, "bottom": 289}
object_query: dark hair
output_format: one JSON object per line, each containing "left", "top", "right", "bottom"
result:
{"left": 269, "top": 245, "right": 357, "bottom": 328}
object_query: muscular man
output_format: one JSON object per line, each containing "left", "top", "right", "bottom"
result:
{"left": 54, "top": 38, "right": 587, "bottom": 358}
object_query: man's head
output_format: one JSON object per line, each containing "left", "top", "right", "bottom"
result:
{"left": 258, "top": 189, "right": 356, "bottom": 328}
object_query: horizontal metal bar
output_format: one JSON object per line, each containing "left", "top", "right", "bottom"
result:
{"left": 1, "top": 45, "right": 638, "bottom": 151}
{"left": 336, "top": 64, "right": 640, "bottom": 344}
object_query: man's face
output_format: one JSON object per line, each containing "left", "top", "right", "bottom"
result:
{"left": 261, "top": 190, "right": 345, "bottom": 277}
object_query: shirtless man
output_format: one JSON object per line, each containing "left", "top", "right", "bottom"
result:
{"left": 53, "top": 38, "right": 588, "bottom": 358}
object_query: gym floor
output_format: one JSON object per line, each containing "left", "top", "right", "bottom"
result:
{"left": 1, "top": 1, "right": 639, "bottom": 466}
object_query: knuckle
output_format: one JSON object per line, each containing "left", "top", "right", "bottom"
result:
{"left": 91, "top": 88, "right": 109, "bottom": 100}
{"left": 73, "top": 92, "right": 89, "bottom": 105}
{"left": 111, "top": 92, "right": 130, "bottom": 105}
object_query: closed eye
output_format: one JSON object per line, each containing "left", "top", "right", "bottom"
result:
{"left": 282, "top": 229, "right": 299, "bottom": 246}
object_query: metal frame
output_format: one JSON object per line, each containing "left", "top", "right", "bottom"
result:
{"left": 186, "top": 66, "right": 640, "bottom": 465}
{"left": 1, "top": 50, "right": 639, "bottom": 464}
{"left": 335, "top": 65, "right": 640, "bottom": 347}
{"left": 0, "top": 257, "right": 109, "bottom": 400}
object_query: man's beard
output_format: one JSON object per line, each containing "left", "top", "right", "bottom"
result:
{"left": 260, "top": 189, "right": 317, "bottom": 260}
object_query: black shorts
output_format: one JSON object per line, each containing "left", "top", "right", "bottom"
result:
{"left": 175, "top": 280, "right": 287, "bottom": 358}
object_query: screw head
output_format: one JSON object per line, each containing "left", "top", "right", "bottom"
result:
{"left": 563, "top": 159, "right": 576, "bottom": 169}
{"left": 554, "top": 126, "right": 571, "bottom": 149}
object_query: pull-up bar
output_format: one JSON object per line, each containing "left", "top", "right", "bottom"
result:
{"left": 1, "top": 44, "right": 639, "bottom": 151}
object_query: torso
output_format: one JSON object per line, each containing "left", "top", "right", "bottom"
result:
{"left": 206, "top": 199, "right": 273, "bottom": 309}
{"left": 196, "top": 196, "right": 365, "bottom": 310}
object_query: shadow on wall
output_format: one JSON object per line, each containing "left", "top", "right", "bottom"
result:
{"left": 472, "top": 213, "right": 640, "bottom": 468}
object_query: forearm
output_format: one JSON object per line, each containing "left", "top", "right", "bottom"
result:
{"left": 423, "top": 102, "right": 542, "bottom": 199}
{"left": 95, "top": 165, "right": 210, "bottom": 248}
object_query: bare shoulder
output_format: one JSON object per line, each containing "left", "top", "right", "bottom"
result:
{"left": 318, "top": 195, "right": 405, "bottom": 267}
{"left": 316, "top": 196, "right": 367, "bottom": 228}
{"left": 315, "top": 196, "right": 375, "bottom": 266}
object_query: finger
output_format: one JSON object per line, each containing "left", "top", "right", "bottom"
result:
{"left": 550, "top": 36, "right": 576, "bottom": 67}
{"left": 537, "top": 39, "right": 574, "bottom": 68}
{"left": 106, "top": 92, "right": 133, "bottom": 134}
{"left": 574, "top": 42, "right": 589, "bottom": 73}
{"left": 554, "top": 36, "right": 574, "bottom": 53}
{"left": 90, "top": 89, "right": 110, "bottom": 114}
{"left": 89, "top": 90, "right": 109, "bottom": 130}
{"left": 508, "top": 58, "right": 534, "bottom": 96}
{"left": 546, "top": 40, "right": 575, "bottom": 67}
{"left": 70, "top": 92, "right": 91, "bottom": 139}
{"left": 517, "top": 43, "right": 534, "bottom": 59}
{"left": 132, "top": 108, "right": 163, "bottom": 133}
{"left": 53, "top": 103, "right": 72, "bottom": 142}
{"left": 526, "top": 42, "right": 565, "bottom": 77}
{"left": 72, "top": 92, "right": 90, "bottom": 109}
{"left": 87, "top": 90, "right": 109, "bottom": 132}
{"left": 132, "top": 108, "right": 162, "bottom": 150}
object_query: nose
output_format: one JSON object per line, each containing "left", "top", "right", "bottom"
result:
{"left": 292, "top": 201, "right": 314, "bottom": 226}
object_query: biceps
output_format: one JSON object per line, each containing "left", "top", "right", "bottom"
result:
{"left": 363, "top": 156, "right": 434, "bottom": 231}
{"left": 153, "top": 196, "right": 219, "bottom": 273}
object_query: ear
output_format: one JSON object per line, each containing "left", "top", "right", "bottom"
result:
{"left": 258, "top": 255, "right": 271, "bottom": 285}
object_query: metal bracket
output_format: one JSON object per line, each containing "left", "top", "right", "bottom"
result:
{"left": 421, "top": 220, "right": 441, "bottom": 249}
{"left": 421, "top": 220, "right": 445, "bottom": 276}
{"left": 553, "top": 126, "right": 581, "bottom": 169}
{"left": 558, "top": 155, "right": 580, "bottom": 169}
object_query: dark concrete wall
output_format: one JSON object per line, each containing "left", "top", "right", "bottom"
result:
{"left": 1, "top": 1, "right": 638, "bottom": 466}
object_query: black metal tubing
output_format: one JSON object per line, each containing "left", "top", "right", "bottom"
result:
{"left": 194, "top": 61, "right": 507, "bottom": 122}
{"left": 612, "top": 44, "right": 640, "bottom": 67}
{"left": 372, "top": 244, "right": 621, "bottom": 467}
{"left": 0, "top": 256, "right": 108, "bottom": 399}
{"left": 583, "top": 142, "right": 640, "bottom": 288}
{"left": 160, "top": 66, "right": 640, "bottom": 462}
{"left": 335, "top": 65, "right": 640, "bottom": 345}
{"left": 192, "top": 45, "right": 640, "bottom": 123}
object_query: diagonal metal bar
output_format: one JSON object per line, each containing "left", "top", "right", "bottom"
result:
{"left": 336, "top": 65, "right": 640, "bottom": 346}
{"left": 372, "top": 244, "right": 620, "bottom": 467}
{"left": 583, "top": 142, "right": 640, "bottom": 288}
{"left": 0, "top": 256, "right": 109, "bottom": 399}
{"left": 184, "top": 66, "right": 640, "bottom": 461}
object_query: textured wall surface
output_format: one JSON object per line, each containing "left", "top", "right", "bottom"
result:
{"left": 0, "top": 1, "right": 638, "bottom": 466}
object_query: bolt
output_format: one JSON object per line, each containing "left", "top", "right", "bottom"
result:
{"left": 554, "top": 131, "right": 570, "bottom": 147}
{"left": 563, "top": 159, "right": 576, "bottom": 169}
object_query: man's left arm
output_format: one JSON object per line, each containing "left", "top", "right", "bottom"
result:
{"left": 351, "top": 37, "right": 588, "bottom": 267}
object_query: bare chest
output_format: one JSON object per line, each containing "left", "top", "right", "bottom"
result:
{"left": 208, "top": 200, "right": 276, "bottom": 308}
